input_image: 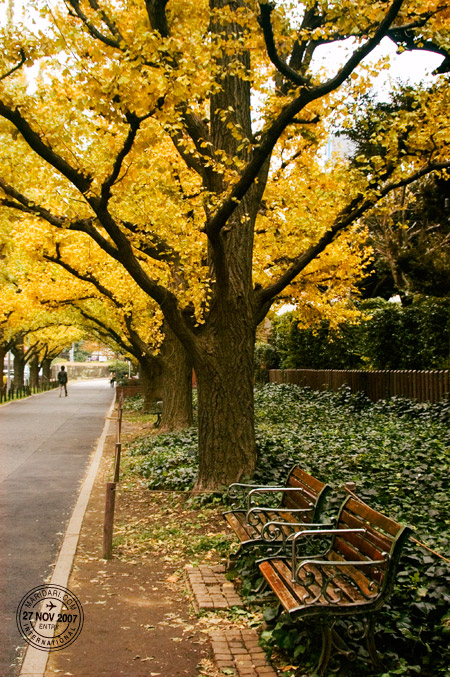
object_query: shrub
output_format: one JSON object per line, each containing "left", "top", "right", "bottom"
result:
{"left": 130, "top": 384, "right": 450, "bottom": 674}
{"left": 269, "top": 298, "right": 450, "bottom": 370}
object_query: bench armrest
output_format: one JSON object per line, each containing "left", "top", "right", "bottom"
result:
{"left": 260, "top": 520, "right": 332, "bottom": 544}
{"left": 226, "top": 483, "right": 281, "bottom": 509}
{"left": 247, "top": 487, "right": 314, "bottom": 512}
{"left": 246, "top": 505, "right": 313, "bottom": 526}
{"left": 291, "top": 528, "right": 367, "bottom": 576}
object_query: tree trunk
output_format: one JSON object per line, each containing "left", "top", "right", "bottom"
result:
{"left": 30, "top": 355, "right": 40, "bottom": 388}
{"left": 180, "top": 0, "right": 266, "bottom": 489}
{"left": 159, "top": 322, "right": 193, "bottom": 431}
{"left": 139, "top": 355, "right": 163, "bottom": 411}
{"left": 0, "top": 344, "right": 6, "bottom": 392}
{"left": 193, "top": 311, "right": 256, "bottom": 490}
{"left": 42, "top": 358, "right": 52, "bottom": 382}
{"left": 12, "top": 344, "right": 25, "bottom": 388}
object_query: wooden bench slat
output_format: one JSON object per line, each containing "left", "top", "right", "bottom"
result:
{"left": 259, "top": 560, "right": 303, "bottom": 612}
{"left": 334, "top": 528, "right": 387, "bottom": 563}
{"left": 325, "top": 553, "right": 378, "bottom": 600}
{"left": 289, "top": 467, "right": 328, "bottom": 494}
{"left": 224, "top": 512, "right": 254, "bottom": 543}
{"left": 339, "top": 510, "right": 393, "bottom": 554}
{"left": 295, "top": 561, "right": 343, "bottom": 605}
{"left": 346, "top": 497, "right": 401, "bottom": 537}
{"left": 282, "top": 486, "right": 317, "bottom": 511}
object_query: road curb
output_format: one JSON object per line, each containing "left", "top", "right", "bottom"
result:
{"left": 19, "top": 395, "right": 115, "bottom": 677}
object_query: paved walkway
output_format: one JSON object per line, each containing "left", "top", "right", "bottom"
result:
{"left": 2, "top": 384, "right": 277, "bottom": 676}
{"left": 185, "top": 565, "right": 277, "bottom": 676}
{"left": 0, "top": 380, "right": 114, "bottom": 676}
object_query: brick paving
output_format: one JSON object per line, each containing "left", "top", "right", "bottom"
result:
{"left": 185, "top": 565, "right": 277, "bottom": 676}
{"left": 185, "top": 563, "right": 243, "bottom": 612}
{"left": 209, "top": 628, "right": 277, "bottom": 676}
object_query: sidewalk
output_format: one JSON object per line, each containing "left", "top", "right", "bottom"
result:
{"left": 40, "top": 411, "right": 277, "bottom": 677}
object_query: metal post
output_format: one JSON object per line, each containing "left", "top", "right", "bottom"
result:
{"left": 102, "top": 482, "right": 116, "bottom": 559}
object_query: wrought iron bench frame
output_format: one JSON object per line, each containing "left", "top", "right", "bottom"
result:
{"left": 223, "top": 466, "right": 332, "bottom": 559}
{"left": 258, "top": 496, "right": 412, "bottom": 675}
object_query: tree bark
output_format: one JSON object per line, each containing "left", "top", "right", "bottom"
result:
{"left": 159, "top": 322, "right": 193, "bottom": 431}
{"left": 12, "top": 342, "right": 25, "bottom": 388}
{"left": 42, "top": 357, "right": 52, "bottom": 382}
{"left": 192, "top": 306, "right": 256, "bottom": 490}
{"left": 0, "top": 344, "right": 6, "bottom": 391}
{"left": 138, "top": 354, "right": 163, "bottom": 410}
{"left": 29, "top": 355, "right": 40, "bottom": 388}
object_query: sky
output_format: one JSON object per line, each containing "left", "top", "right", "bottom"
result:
{"left": 313, "top": 35, "right": 444, "bottom": 100}
{"left": 1, "top": 1, "right": 445, "bottom": 90}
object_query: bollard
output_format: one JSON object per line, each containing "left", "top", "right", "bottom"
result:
{"left": 102, "top": 482, "right": 116, "bottom": 559}
{"left": 113, "top": 442, "right": 121, "bottom": 483}
{"left": 117, "top": 405, "right": 122, "bottom": 443}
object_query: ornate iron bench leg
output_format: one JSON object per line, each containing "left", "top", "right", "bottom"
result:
{"left": 251, "top": 575, "right": 270, "bottom": 596}
{"left": 315, "top": 624, "right": 333, "bottom": 676}
{"left": 366, "top": 616, "right": 385, "bottom": 671}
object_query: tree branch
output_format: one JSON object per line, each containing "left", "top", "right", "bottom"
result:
{"left": 0, "top": 49, "right": 26, "bottom": 81}
{"left": 64, "top": 0, "right": 122, "bottom": 48}
{"left": 123, "top": 314, "right": 156, "bottom": 358}
{"left": 258, "top": 3, "right": 308, "bottom": 86}
{"left": 257, "top": 160, "right": 450, "bottom": 307}
{"left": 311, "top": 0, "right": 405, "bottom": 99}
{"left": 120, "top": 221, "right": 181, "bottom": 264}
{"left": 0, "top": 102, "right": 92, "bottom": 194}
{"left": 205, "top": 0, "right": 405, "bottom": 240}
{"left": 145, "top": 0, "right": 169, "bottom": 37}
{"left": 43, "top": 248, "right": 120, "bottom": 305}
{"left": 100, "top": 112, "right": 142, "bottom": 205}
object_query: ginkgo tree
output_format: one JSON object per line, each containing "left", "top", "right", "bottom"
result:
{"left": 0, "top": 0, "right": 449, "bottom": 488}
{"left": 1, "top": 214, "right": 194, "bottom": 427}
{"left": 0, "top": 241, "right": 84, "bottom": 385}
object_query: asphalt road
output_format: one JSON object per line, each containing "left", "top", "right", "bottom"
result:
{"left": 0, "top": 379, "right": 114, "bottom": 676}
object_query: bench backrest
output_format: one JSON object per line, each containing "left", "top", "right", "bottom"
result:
{"left": 282, "top": 466, "right": 331, "bottom": 522}
{"left": 331, "top": 496, "right": 411, "bottom": 593}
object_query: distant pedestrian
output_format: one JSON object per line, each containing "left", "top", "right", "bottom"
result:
{"left": 57, "top": 366, "right": 68, "bottom": 397}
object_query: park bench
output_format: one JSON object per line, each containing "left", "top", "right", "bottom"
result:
{"left": 258, "top": 496, "right": 412, "bottom": 675}
{"left": 147, "top": 400, "right": 162, "bottom": 427}
{"left": 223, "top": 466, "right": 332, "bottom": 558}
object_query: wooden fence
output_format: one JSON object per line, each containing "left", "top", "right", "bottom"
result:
{"left": 268, "top": 369, "right": 450, "bottom": 403}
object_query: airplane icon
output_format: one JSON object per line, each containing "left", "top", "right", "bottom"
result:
{"left": 46, "top": 601, "right": 56, "bottom": 611}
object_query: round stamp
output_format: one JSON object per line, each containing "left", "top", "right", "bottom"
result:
{"left": 16, "top": 584, "right": 84, "bottom": 652}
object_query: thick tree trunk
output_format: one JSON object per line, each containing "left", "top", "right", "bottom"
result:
{"left": 12, "top": 344, "right": 25, "bottom": 388}
{"left": 30, "top": 355, "right": 40, "bottom": 388}
{"left": 0, "top": 345, "right": 6, "bottom": 392}
{"left": 159, "top": 323, "right": 193, "bottom": 431}
{"left": 42, "top": 358, "right": 52, "bottom": 382}
{"left": 193, "top": 312, "right": 256, "bottom": 490}
{"left": 139, "top": 355, "right": 163, "bottom": 411}
{"left": 0, "top": 345, "right": 6, "bottom": 369}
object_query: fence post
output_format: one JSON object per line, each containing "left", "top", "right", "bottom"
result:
{"left": 102, "top": 482, "right": 116, "bottom": 559}
{"left": 114, "top": 443, "right": 121, "bottom": 483}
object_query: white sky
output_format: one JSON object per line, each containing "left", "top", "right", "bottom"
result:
{"left": 313, "top": 36, "right": 444, "bottom": 99}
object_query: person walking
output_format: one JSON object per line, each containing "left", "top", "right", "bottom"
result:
{"left": 57, "top": 365, "right": 68, "bottom": 397}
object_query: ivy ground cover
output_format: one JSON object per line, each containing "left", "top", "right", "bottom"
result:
{"left": 129, "top": 385, "right": 450, "bottom": 675}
